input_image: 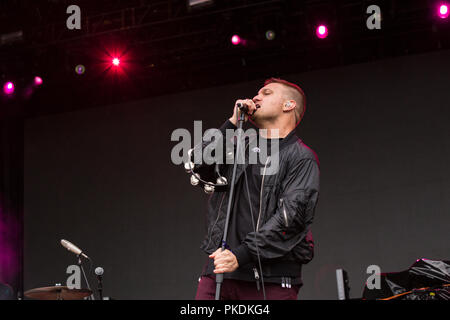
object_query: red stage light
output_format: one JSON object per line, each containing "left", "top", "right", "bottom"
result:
{"left": 112, "top": 58, "right": 120, "bottom": 66}
{"left": 316, "top": 25, "right": 328, "bottom": 39}
{"left": 34, "top": 76, "right": 43, "bottom": 86}
{"left": 231, "top": 35, "right": 241, "bottom": 45}
{"left": 438, "top": 4, "right": 449, "bottom": 19}
{"left": 3, "top": 81, "right": 14, "bottom": 95}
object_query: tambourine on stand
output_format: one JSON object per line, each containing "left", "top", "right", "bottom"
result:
{"left": 184, "top": 148, "right": 228, "bottom": 194}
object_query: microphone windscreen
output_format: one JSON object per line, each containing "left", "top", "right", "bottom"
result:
{"left": 95, "top": 267, "right": 104, "bottom": 276}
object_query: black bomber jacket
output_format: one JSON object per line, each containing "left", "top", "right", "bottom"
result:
{"left": 190, "top": 120, "right": 320, "bottom": 283}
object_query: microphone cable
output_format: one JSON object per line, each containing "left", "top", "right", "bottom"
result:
{"left": 234, "top": 108, "right": 266, "bottom": 300}
{"left": 243, "top": 165, "right": 266, "bottom": 300}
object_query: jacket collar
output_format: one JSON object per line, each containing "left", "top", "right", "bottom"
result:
{"left": 254, "top": 126, "right": 299, "bottom": 151}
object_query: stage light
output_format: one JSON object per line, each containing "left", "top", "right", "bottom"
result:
{"left": 112, "top": 58, "right": 120, "bottom": 66}
{"left": 75, "top": 64, "right": 85, "bottom": 75}
{"left": 34, "top": 76, "right": 43, "bottom": 86}
{"left": 3, "top": 81, "right": 14, "bottom": 95}
{"left": 438, "top": 4, "right": 449, "bottom": 19}
{"left": 265, "top": 30, "right": 276, "bottom": 41}
{"left": 231, "top": 34, "right": 241, "bottom": 45}
{"left": 188, "top": 0, "right": 213, "bottom": 8}
{"left": 0, "top": 30, "right": 23, "bottom": 45}
{"left": 316, "top": 25, "right": 328, "bottom": 39}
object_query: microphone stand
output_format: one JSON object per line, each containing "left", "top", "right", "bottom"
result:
{"left": 97, "top": 277, "right": 103, "bottom": 300}
{"left": 77, "top": 254, "right": 94, "bottom": 300}
{"left": 96, "top": 271, "right": 104, "bottom": 300}
{"left": 215, "top": 110, "right": 246, "bottom": 300}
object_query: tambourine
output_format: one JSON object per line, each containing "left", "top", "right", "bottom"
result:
{"left": 184, "top": 148, "right": 228, "bottom": 194}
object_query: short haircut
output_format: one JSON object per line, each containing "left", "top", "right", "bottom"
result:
{"left": 264, "top": 78, "right": 306, "bottom": 126}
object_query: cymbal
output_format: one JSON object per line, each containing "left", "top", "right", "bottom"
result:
{"left": 24, "top": 286, "right": 92, "bottom": 300}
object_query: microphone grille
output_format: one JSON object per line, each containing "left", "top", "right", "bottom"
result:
{"left": 95, "top": 267, "right": 104, "bottom": 276}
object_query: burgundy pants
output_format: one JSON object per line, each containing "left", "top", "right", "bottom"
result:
{"left": 195, "top": 275, "right": 300, "bottom": 300}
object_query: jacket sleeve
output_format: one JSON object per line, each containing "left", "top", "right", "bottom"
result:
{"left": 234, "top": 156, "right": 320, "bottom": 265}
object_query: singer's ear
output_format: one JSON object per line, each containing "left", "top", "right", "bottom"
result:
{"left": 283, "top": 100, "right": 296, "bottom": 111}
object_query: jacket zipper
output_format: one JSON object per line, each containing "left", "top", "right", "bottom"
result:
{"left": 253, "top": 267, "right": 260, "bottom": 291}
{"left": 256, "top": 156, "right": 271, "bottom": 232}
{"left": 280, "top": 198, "right": 289, "bottom": 228}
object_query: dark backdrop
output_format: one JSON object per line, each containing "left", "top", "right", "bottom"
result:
{"left": 24, "top": 49, "right": 450, "bottom": 299}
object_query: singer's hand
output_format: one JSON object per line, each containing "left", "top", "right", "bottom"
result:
{"left": 229, "top": 99, "right": 257, "bottom": 126}
{"left": 209, "top": 248, "right": 239, "bottom": 273}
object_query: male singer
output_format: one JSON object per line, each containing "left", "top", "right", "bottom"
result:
{"left": 190, "top": 78, "right": 320, "bottom": 300}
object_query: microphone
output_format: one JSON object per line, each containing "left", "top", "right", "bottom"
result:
{"left": 95, "top": 267, "right": 104, "bottom": 277}
{"left": 60, "top": 239, "right": 89, "bottom": 259}
{"left": 236, "top": 102, "right": 260, "bottom": 115}
{"left": 237, "top": 102, "right": 249, "bottom": 113}
{"left": 95, "top": 267, "right": 104, "bottom": 300}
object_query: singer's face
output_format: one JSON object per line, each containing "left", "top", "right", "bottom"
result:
{"left": 251, "top": 83, "right": 285, "bottom": 125}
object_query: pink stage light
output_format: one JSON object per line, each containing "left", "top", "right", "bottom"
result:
{"left": 75, "top": 64, "right": 86, "bottom": 75}
{"left": 438, "top": 4, "right": 449, "bottom": 19}
{"left": 3, "top": 82, "right": 14, "bottom": 95}
{"left": 316, "top": 25, "right": 328, "bottom": 39}
{"left": 112, "top": 57, "right": 120, "bottom": 66}
{"left": 34, "top": 76, "right": 43, "bottom": 86}
{"left": 231, "top": 34, "right": 241, "bottom": 45}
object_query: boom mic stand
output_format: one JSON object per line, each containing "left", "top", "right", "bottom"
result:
{"left": 77, "top": 254, "right": 94, "bottom": 300}
{"left": 215, "top": 110, "right": 246, "bottom": 300}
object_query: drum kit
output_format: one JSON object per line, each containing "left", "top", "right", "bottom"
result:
{"left": 24, "top": 286, "right": 92, "bottom": 300}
